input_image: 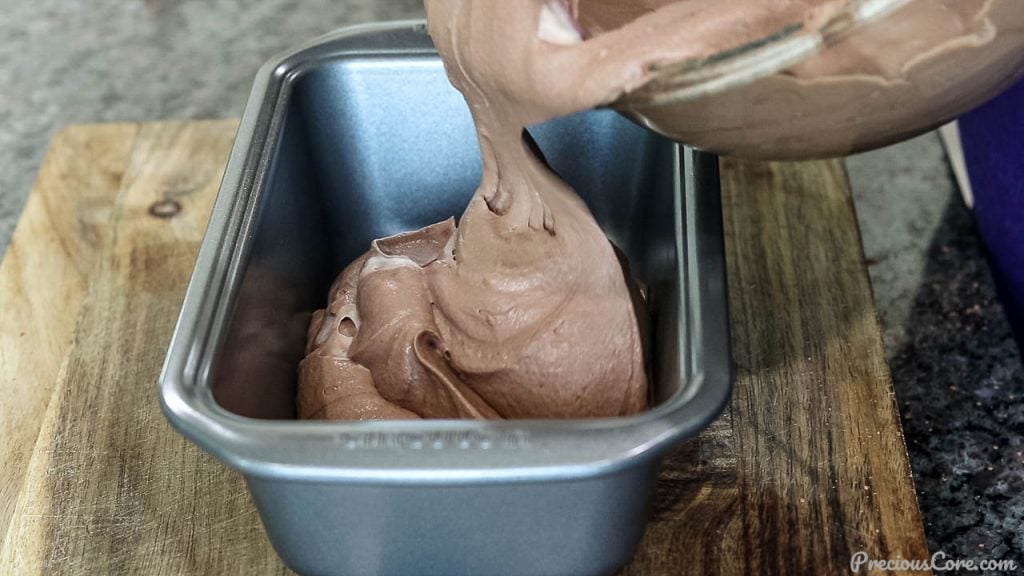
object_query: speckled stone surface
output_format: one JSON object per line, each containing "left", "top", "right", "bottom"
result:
{"left": 0, "top": 0, "right": 424, "bottom": 252}
{"left": 1, "top": 0, "right": 1021, "bottom": 569}
{"left": 851, "top": 136, "right": 1024, "bottom": 568}
{"left": 888, "top": 193, "right": 1024, "bottom": 566}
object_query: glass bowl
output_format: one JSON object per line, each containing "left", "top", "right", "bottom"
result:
{"left": 601, "top": 0, "right": 1024, "bottom": 159}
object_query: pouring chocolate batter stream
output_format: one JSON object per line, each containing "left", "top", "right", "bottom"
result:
{"left": 297, "top": 0, "right": 805, "bottom": 420}
{"left": 298, "top": 0, "right": 1021, "bottom": 420}
{"left": 296, "top": 0, "right": 878, "bottom": 420}
{"left": 297, "top": 0, "right": 672, "bottom": 420}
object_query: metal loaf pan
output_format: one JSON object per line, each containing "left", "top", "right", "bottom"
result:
{"left": 159, "top": 21, "right": 731, "bottom": 576}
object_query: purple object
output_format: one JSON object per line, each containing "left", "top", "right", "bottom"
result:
{"left": 959, "top": 77, "right": 1024, "bottom": 348}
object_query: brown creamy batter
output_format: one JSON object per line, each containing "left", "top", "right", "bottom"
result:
{"left": 298, "top": 0, "right": 851, "bottom": 420}
{"left": 299, "top": 0, "right": 1018, "bottom": 419}
{"left": 297, "top": 0, "right": 657, "bottom": 420}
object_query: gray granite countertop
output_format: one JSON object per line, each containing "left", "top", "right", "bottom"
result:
{"left": 2, "top": 0, "right": 1021, "bottom": 569}
{"left": 850, "top": 138, "right": 1024, "bottom": 568}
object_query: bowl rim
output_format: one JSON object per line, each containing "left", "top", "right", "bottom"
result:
{"left": 614, "top": 0, "right": 910, "bottom": 108}
{"left": 158, "top": 21, "right": 732, "bottom": 485}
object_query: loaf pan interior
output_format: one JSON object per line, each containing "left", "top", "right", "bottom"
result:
{"left": 212, "top": 54, "right": 680, "bottom": 419}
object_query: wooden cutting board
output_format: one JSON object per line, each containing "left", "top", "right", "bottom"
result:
{"left": 0, "top": 121, "right": 930, "bottom": 575}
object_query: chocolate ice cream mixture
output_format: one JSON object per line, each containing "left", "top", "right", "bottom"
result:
{"left": 301, "top": 0, "right": 1008, "bottom": 419}
{"left": 299, "top": 1, "right": 1011, "bottom": 416}
{"left": 298, "top": 0, "right": 665, "bottom": 420}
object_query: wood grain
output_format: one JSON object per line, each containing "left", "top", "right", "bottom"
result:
{"left": 621, "top": 158, "right": 929, "bottom": 575}
{"left": 0, "top": 121, "right": 288, "bottom": 575}
{"left": 0, "top": 124, "right": 929, "bottom": 575}
{"left": 0, "top": 124, "right": 139, "bottom": 541}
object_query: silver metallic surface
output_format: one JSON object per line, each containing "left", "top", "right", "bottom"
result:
{"left": 159, "top": 22, "right": 730, "bottom": 576}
